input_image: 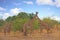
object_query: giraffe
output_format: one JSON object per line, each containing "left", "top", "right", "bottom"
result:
{"left": 3, "top": 22, "right": 12, "bottom": 35}
{"left": 22, "top": 13, "right": 37, "bottom": 36}
{"left": 35, "top": 12, "right": 52, "bottom": 33}
{"left": 23, "top": 12, "right": 52, "bottom": 36}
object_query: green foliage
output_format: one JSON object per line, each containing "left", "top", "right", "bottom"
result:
{"left": 17, "top": 12, "right": 29, "bottom": 19}
{"left": 33, "top": 19, "right": 40, "bottom": 30}
{"left": 1, "top": 12, "right": 60, "bottom": 32}
{"left": 43, "top": 17, "right": 59, "bottom": 28}
{"left": 29, "top": 13, "right": 35, "bottom": 19}
{"left": 0, "top": 19, "right": 4, "bottom": 27}
{"left": 11, "top": 18, "right": 29, "bottom": 32}
{"left": 10, "top": 12, "right": 31, "bottom": 32}
{"left": 6, "top": 16, "right": 17, "bottom": 22}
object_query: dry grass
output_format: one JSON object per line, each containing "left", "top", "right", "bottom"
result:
{"left": 0, "top": 29, "right": 60, "bottom": 40}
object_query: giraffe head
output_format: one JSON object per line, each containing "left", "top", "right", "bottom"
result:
{"left": 36, "top": 12, "right": 38, "bottom": 16}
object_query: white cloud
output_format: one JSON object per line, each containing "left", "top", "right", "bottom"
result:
{"left": 2, "top": 13, "right": 10, "bottom": 20}
{"left": 23, "top": 1, "right": 33, "bottom": 5}
{"left": 36, "top": 0, "right": 54, "bottom": 5}
{"left": 10, "top": 8, "right": 22, "bottom": 16}
{"left": 1, "top": 8, "right": 22, "bottom": 20}
{"left": 54, "top": 0, "right": 60, "bottom": 7}
{"left": 51, "top": 16, "right": 60, "bottom": 21}
{"left": 0, "top": 7, "right": 6, "bottom": 11}
{"left": 0, "top": 7, "right": 22, "bottom": 19}
{"left": 36, "top": 0, "right": 60, "bottom": 7}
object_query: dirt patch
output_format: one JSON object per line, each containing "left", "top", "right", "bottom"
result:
{"left": 0, "top": 30, "right": 60, "bottom": 40}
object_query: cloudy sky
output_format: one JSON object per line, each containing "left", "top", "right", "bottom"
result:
{"left": 0, "top": 0, "right": 60, "bottom": 21}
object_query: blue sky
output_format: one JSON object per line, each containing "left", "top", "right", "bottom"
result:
{"left": 0, "top": 0, "right": 60, "bottom": 21}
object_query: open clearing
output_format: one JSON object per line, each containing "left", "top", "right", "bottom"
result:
{"left": 0, "top": 29, "right": 60, "bottom": 40}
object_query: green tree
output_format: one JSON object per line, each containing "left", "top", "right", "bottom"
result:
{"left": 43, "top": 17, "right": 59, "bottom": 28}
{"left": 0, "top": 19, "right": 5, "bottom": 27}
{"left": 17, "top": 12, "right": 29, "bottom": 19}
{"left": 29, "top": 13, "right": 35, "bottom": 19}
{"left": 33, "top": 19, "right": 40, "bottom": 30}
{"left": 11, "top": 12, "right": 30, "bottom": 32}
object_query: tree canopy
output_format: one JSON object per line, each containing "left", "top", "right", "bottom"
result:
{"left": 0, "top": 12, "right": 60, "bottom": 32}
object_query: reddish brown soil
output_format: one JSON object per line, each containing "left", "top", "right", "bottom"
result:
{"left": 0, "top": 29, "right": 60, "bottom": 40}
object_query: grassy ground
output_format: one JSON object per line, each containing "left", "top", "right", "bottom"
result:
{"left": 0, "top": 29, "right": 60, "bottom": 40}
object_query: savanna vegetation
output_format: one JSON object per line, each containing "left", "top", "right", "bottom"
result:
{"left": 0, "top": 12, "right": 60, "bottom": 35}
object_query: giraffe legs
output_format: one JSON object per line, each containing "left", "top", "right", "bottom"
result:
{"left": 47, "top": 28, "right": 52, "bottom": 34}
{"left": 4, "top": 30, "right": 6, "bottom": 36}
{"left": 23, "top": 27, "right": 27, "bottom": 36}
{"left": 40, "top": 28, "right": 43, "bottom": 34}
{"left": 24, "top": 31, "right": 27, "bottom": 36}
{"left": 39, "top": 26, "right": 43, "bottom": 34}
{"left": 4, "top": 29, "right": 11, "bottom": 36}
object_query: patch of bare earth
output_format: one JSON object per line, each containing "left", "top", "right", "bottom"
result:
{"left": 0, "top": 29, "right": 60, "bottom": 40}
